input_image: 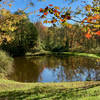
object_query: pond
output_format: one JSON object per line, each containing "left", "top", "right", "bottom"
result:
{"left": 8, "top": 55, "right": 100, "bottom": 82}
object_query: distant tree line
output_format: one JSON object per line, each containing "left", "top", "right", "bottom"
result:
{"left": 34, "top": 22, "right": 100, "bottom": 54}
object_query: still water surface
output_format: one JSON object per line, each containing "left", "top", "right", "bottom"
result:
{"left": 8, "top": 56, "right": 100, "bottom": 82}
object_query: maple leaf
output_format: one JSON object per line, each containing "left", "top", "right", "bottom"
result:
{"left": 96, "top": 31, "right": 100, "bottom": 36}
{"left": 54, "top": 6, "right": 60, "bottom": 10}
{"left": 85, "top": 33, "right": 92, "bottom": 39}
{"left": 60, "top": 19, "right": 64, "bottom": 22}
{"left": 49, "top": 4, "right": 53, "bottom": 6}
{"left": 8, "top": 4, "right": 12, "bottom": 8}
{"left": 60, "top": 19, "right": 66, "bottom": 23}
{"left": 54, "top": 9, "right": 58, "bottom": 13}
{"left": 39, "top": 8, "right": 43, "bottom": 12}
{"left": 44, "top": 12, "right": 48, "bottom": 15}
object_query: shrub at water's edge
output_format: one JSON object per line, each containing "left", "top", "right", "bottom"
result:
{"left": 0, "top": 50, "right": 14, "bottom": 78}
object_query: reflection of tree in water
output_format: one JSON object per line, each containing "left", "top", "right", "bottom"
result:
{"left": 34, "top": 56, "right": 100, "bottom": 82}
{"left": 8, "top": 57, "right": 44, "bottom": 82}
{"left": 61, "top": 56, "right": 99, "bottom": 81}
{"left": 8, "top": 56, "right": 100, "bottom": 82}
{"left": 37, "top": 56, "right": 100, "bottom": 82}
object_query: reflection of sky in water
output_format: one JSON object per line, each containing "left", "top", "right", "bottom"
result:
{"left": 72, "top": 68, "right": 96, "bottom": 81}
{"left": 38, "top": 66, "right": 67, "bottom": 82}
{"left": 38, "top": 65, "right": 97, "bottom": 82}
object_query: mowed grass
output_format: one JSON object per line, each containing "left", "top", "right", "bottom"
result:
{"left": 0, "top": 79, "right": 100, "bottom": 100}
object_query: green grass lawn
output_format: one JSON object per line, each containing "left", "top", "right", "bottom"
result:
{"left": 0, "top": 79, "right": 100, "bottom": 100}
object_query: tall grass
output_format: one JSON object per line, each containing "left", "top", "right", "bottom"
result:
{"left": 0, "top": 50, "right": 13, "bottom": 77}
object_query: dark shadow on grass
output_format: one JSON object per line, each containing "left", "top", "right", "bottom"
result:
{"left": 0, "top": 84, "right": 100, "bottom": 100}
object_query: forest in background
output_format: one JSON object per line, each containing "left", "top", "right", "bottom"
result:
{"left": 0, "top": 0, "right": 100, "bottom": 56}
{"left": 0, "top": 12, "right": 100, "bottom": 57}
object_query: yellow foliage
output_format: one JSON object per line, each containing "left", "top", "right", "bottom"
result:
{"left": 54, "top": 6, "right": 60, "bottom": 10}
{"left": 94, "top": 25, "right": 100, "bottom": 28}
{"left": 0, "top": 9, "right": 27, "bottom": 32}
{"left": 85, "top": 5, "right": 91, "bottom": 11}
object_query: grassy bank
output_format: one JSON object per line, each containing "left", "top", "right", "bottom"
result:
{"left": 26, "top": 51, "right": 100, "bottom": 59}
{"left": 0, "top": 79, "right": 100, "bottom": 100}
{"left": 0, "top": 50, "right": 13, "bottom": 78}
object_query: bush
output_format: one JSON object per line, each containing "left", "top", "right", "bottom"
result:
{"left": 1, "top": 41, "right": 27, "bottom": 57}
{"left": 0, "top": 50, "right": 13, "bottom": 77}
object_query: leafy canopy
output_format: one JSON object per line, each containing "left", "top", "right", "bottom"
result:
{"left": 38, "top": 0, "right": 100, "bottom": 39}
{"left": 0, "top": 0, "right": 100, "bottom": 39}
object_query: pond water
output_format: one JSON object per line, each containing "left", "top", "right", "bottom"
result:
{"left": 8, "top": 55, "right": 100, "bottom": 82}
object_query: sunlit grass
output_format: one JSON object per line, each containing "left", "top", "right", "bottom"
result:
{"left": 26, "top": 51, "right": 100, "bottom": 59}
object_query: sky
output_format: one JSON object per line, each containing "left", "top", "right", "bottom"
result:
{"left": 0, "top": 0, "right": 92, "bottom": 26}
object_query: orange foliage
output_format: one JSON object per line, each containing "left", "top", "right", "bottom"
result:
{"left": 39, "top": 8, "right": 43, "bottom": 12}
{"left": 96, "top": 31, "right": 100, "bottom": 36}
{"left": 85, "top": 33, "right": 92, "bottom": 39}
{"left": 44, "top": 12, "right": 48, "bottom": 15}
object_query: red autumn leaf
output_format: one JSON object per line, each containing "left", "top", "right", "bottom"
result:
{"left": 54, "top": 9, "right": 58, "bottom": 13}
{"left": 85, "top": 33, "right": 92, "bottom": 39}
{"left": 60, "top": 19, "right": 64, "bottom": 22}
{"left": 95, "top": 14, "right": 100, "bottom": 19}
{"left": 96, "top": 31, "right": 100, "bottom": 36}
{"left": 44, "top": 12, "right": 48, "bottom": 15}
{"left": 60, "top": 19, "right": 66, "bottom": 23}
{"left": 92, "top": 17, "right": 97, "bottom": 20}
{"left": 39, "top": 8, "right": 43, "bottom": 12}
{"left": 49, "top": 4, "right": 53, "bottom": 6}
